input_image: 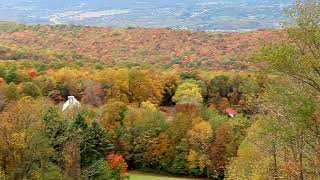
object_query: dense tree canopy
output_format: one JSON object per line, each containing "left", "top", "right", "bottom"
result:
{"left": 0, "top": 1, "right": 318, "bottom": 179}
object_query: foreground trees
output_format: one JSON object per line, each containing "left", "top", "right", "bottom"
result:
{"left": 0, "top": 61, "right": 255, "bottom": 179}
{"left": 227, "top": 1, "right": 320, "bottom": 179}
{"left": 0, "top": 98, "right": 55, "bottom": 179}
{"left": 0, "top": 100, "right": 127, "bottom": 179}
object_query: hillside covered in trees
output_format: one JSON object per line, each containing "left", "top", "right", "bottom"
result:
{"left": 0, "top": 0, "right": 319, "bottom": 180}
{"left": 0, "top": 22, "right": 283, "bottom": 70}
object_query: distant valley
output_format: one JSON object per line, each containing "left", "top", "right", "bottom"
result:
{"left": 0, "top": 0, "right": 293, "bottom": 31}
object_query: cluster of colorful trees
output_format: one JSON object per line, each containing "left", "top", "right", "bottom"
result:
{"left": 0, "top": 59, "right": 262, "bottom": 112}
{"left": 0, "top": 98, "right": 128, "bottom": 179}
{"left": 0, "top": 20, "right": 281, "bottom": 70}
{"left": 0, "top": 0, "right": 319, "bottom": 179}
{"left": 0, "top": 57, "right": 262, "bottom": 179}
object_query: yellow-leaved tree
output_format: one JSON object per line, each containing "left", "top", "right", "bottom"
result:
{"left": 173, "top": 82, "right": 203, "bottom": 106}
{"left": 187, "top": 120, "right": 213, "bottom": 176}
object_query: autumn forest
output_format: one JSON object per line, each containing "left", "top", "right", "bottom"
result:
{"left": 0, "top": 1, "right": 320, "bottom": 180}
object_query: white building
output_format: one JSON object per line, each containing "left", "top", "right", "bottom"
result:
{"left": 62, "top": 96, "right": 81, "bottom": 112}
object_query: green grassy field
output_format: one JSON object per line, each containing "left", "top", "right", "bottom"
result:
{"left": 129, "top": 171, "right": 204, "bottom": 180}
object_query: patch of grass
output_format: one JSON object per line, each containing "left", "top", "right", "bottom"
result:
{"left": 129, "top": 171, "right": 204, "bottom": 180}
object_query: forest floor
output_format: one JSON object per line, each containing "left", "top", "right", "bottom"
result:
{"left": 129, "top": 171, "right": 207, "bottom": 180}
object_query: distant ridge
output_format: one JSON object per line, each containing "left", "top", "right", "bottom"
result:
{"left": 0, "top": 23, "right": 285, "bottom": 70}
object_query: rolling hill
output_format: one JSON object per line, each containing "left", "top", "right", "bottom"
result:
{"left": 0, "top": 22, "right": 284, "bottom": 70}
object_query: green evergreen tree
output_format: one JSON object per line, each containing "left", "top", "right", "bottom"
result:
{"left": 73, "top": 113, "right": 88, "bottom": 130}
{"left": 43, "top": 107, "right": 68, "bottom": 166}
{"left": 171, "top": 138, "right": 189, "bottom": 174}
{"left": 81, "top": 119, "right": 114, "bottom": 168}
